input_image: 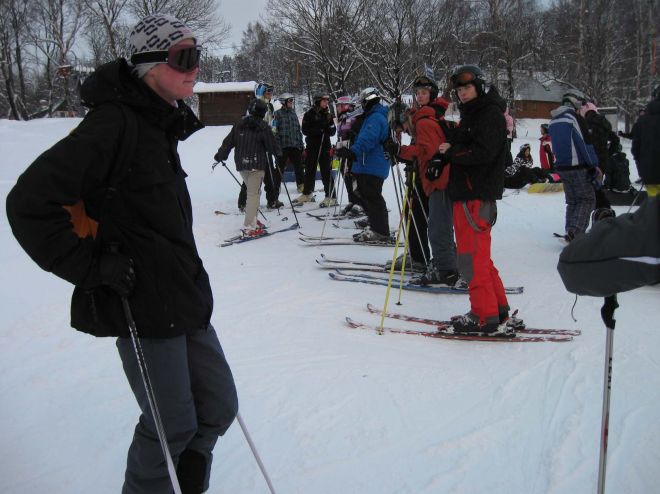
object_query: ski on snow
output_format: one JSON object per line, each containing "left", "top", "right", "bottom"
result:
{"left": 219, "top": 223, "right": 299, "bottom": 247}
{"left": 329, "top": 271, "right": 524, "bottom": 295}
{"left": 316, "top": 259, "right": 390, "bottom": 272}
{"left": 345, "top": 317, "right": 573, "bottom": 343}
{"left": 365, "top": 303, "right": 580, "bottom": 336}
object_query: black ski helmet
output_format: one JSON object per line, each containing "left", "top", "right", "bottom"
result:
{"left": 313, "top": 93, "right": 330, "bottom": 105}
{"left": 412, "top": 75, "right": 439, "bottom": 100}
{"left": 359, "top": 87, "right": 381, "bottom": 111}
{"left": 450, "top": 65, "right": 486, "bottom": 95}
{"left": 561, "top": 90, "right": 586, "bottom": 110}
{"left": 248, "top": 98, "right": 268, "bottom": 118}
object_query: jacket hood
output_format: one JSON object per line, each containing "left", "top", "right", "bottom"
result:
{"left": 550, "top": 105, "right": 575, "bottom": 118}
{"left": 367, "top": 104, "right": 389, "bottom": 119}
{"left": 80, "top": 58, "right": 203, "bottom": 140}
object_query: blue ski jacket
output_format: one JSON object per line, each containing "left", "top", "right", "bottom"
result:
{"left": 548, "top": 106, "right": 598, "bottom": 169}
{"left": 350, "top": 104, "right": 391, "bottom": 179}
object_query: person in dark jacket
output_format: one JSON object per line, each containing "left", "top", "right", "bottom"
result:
{"left": 298, "top": 93, "right": 337, "bottom": 205}
{"left": 215, "top": 98, "right": 281, "bottom": 236}
{"left": 6, "top": 14, "right": 238, "bottom": 494}
{"left": 557, "top": 196, "right": 659, "bottom": 296}
{"left": 437, "top": 65, "right": 516, "bottom": 335}
{"left": 631, "top": 85, "right": 660, "bottom": 197}
{"left": 273, "top": 92, "right": 304, "bottom": 197}
{"left": 336, "top": 87, "right": 391, "bottom": 242}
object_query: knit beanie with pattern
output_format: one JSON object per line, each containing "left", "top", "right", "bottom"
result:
{"left": 129, "top": 13, "right": 195, "bottom": 79}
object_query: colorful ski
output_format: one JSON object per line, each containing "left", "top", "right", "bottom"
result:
{"left": 345, "top": 317, "right": 573, "bottom": 342}
{"left": 329, "top": 271, "right": 524, "bottom": 294}
{"left": 219, "top": 223, "right": 299, "bottom": 247}
{"left": 365, "top": 303, "right": 581, "bottom": 336}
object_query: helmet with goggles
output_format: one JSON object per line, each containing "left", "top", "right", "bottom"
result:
{"left": 450, "top": 65, "right": 486, "bottom": 95}
{"left": 413, "top": 75, "right": 439, "bottom": 100}
{"left": 255, "top": 81, "right": 274, "bottom": 97}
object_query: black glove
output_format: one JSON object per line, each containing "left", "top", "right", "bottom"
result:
{"left": 425, "top": 154, "right": 448, "bottom": 181}
{"left": 383, "top": 139, "right": 400, "bottom": 158}
{"left": 402, "top": 160, "right": 416, "bottom": 173}
{"left": 99, "top": 252, "right": 136, "bottom": 297}
{"left": 336, "top": 147, "right": 356, "bottom": 161}
{"left": 214, "top": 151, "right": 224, "bottom": 163}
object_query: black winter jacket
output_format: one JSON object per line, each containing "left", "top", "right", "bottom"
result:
{"left": 302, "top": 106, "right": 336, "bottom": 148}
{"left": 216, "top": 116, "right": 281, "bottom": 172}
{"left": 631, "top": 100, "right": 660, "bottom": 184}
{"left": 5, "top": 59, "right": 211, "bottom": 339}
{"left": 446, "top": 87, "right": 507, "bottom": 201}
{"left": 584, "top": 110, "right": 613, "bottom": 168}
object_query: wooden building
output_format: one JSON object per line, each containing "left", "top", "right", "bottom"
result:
{"left": 194, "top": 81, "right": 256, "bottom": 126}
{"left": 513, "top": 77, "right": 575, "bottom": 119}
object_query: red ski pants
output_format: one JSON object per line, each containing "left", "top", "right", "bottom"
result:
{"left": 453, "top": 200, "right": 509, "bottom": 325}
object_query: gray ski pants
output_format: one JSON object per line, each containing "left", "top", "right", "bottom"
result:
{"left": 428, "top": 189, "right": 457, "bottom": 271}
{"left": 117, "top": 324, "right": 238, "bottom": 494}
{"left": 557, "top": 167, "right": 596, "bottom": 235}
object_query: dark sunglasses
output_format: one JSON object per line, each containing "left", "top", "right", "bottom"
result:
{"left": 451, "top": 71, "right": 476, "bottom": 87}
{"left": 131, "top": 45, "right": 203, "bottom": 73}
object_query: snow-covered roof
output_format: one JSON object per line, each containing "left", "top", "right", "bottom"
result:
{"left": 193, "top": 81, "right": 257, "bottom": 94}
{"left": 514, "top": 76, "right": 574, "bottom": 103}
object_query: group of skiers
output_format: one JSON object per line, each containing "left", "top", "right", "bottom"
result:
{"left": 4, "top": 10, "right": 659, "bottom": 494}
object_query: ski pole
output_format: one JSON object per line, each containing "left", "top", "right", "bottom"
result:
{"left": 268, "top": 152, "right": 300, "bottom": 226}
{"left": 237, "top": 412, "right": 277, "bottom": 494}
{"left": 379, "top": 180, "right": 411, "bottom": 334}
{"left": 395, "top": 185, "right": 416, "bottom": 305}
{"left": 114, "top": 294, "right": 181, "bottom": 493}
{"left": 598, "top": 295, "right": 618, "bottom": 494}
{"left": 217, "top": 161, "right": 268, "bottom": 223}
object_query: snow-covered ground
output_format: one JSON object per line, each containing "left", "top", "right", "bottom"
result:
{"left": 0, "top": 116, "right": 657, "bottom": 494}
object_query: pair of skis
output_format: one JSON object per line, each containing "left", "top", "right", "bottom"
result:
{"left": 298, "top": 231, "right": 401, "bottom": 247}
{"left": 219, "top": 223, "right": 299, "bottom": 247}
{"left": 348, "top": 304, "right": 580, "bottom": 343}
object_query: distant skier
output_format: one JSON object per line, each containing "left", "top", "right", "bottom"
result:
{"left": 504, "top": 143, "right": 554, "bottom": 189}
{"left": 215, "top": 98, "right": 282, "bottom": 237}
{"left": 437, "top": 65, "right": 518, "bottom": 335}
{"left": 539, "top": 123, "right": 555, "bottom": 170}
{"left": 6, "top": 14, "right": 238, "bottom": 493}
{"left": 298, "top": 93, "right": 337, "bottom": 206}
{"left": 548, "top": 90, "right": 599, "bottom": 241}
{"left": 335, "top": 95, "right": 364, "bottom": 216}
{"left": 272, "top": 92, "right": 304, "bottom": 203}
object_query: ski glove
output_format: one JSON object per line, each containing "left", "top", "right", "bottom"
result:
{"left": 383, "top": 139, "right": 400, "bottom": 159}
{"left": 335, "top": 147, "right": 356, "bottom": 161}
{"left": 214, "top": 151, "right": 225, "bottom": 163}
{"left": 425, "top": 154, "right": 449, "bottom": 181}
{"left": 99, "top": 252, "right": 136, "bottom": 298}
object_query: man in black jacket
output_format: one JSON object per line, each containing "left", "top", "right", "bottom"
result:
{"left": 438, "top": 65, "right": 514, "bottom": 335}
{"left": 297, "top": 93, "right": 337, "bottom": 205}
{"left": 632, "top": 86, "right": 660, "bottom": 197}
{"left": 6, "top": 14, "right": 238, "bottom": 494}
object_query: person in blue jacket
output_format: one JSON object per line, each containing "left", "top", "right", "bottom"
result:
{"left": 548, "top": 90, "right": 600, "bottom": 241}
{"left": 336, "top": 87, "right": 391, "bottom": 242}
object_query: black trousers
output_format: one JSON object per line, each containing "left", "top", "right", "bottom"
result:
{"left": 278, "top": 147, "right": 304, "bottom": 190}
{"left": 355, "top": 173, "right": 388, "bottom": 235}
{"left": 304, "top": 141, "right": 334, "bottom": 197}
{"left": 342, "top": 159, "right": 360, "bottom": 205}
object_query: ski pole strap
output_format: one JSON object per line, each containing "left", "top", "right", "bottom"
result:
{"left": 601, "top": 295, "right": 618, "bottom": 330}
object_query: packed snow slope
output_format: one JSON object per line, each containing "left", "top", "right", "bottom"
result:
{"left": 0, "top": 116, "right": 657, "bottom": 494}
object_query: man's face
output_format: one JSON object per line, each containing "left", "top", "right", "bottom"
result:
{"left": 286, "top": 99, "right": 294, "bottom": 108}
{"left": 264, "top": 90, "right": 272, "bottom": 101}
{"left": 415, "top": 88, "right": 431, "bottom": 106}
{"left": 456, "top": 83, "right": 477, "bottom": 103}
{"left": 144, "top": 39, "right": 199, "bottom": 105}
{"left": 320, "top": 98, "right": 329, "bottom": 109}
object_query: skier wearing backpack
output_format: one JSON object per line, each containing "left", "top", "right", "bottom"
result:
{"left": 391, "top": 75, "right": 459, "bottom": 286}
{"left": 6, "top": 14, "right": 238, "bottom": 494}
{"left": 436, "top": 65, "right": 517, "bottom": 335}
{"left": 631, "top": 85, "right": 660, "bottom": 197}
{"left": 215, "top": 98, "right": 282, "bottom": 237}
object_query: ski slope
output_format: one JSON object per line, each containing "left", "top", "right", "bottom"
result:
{"left": 0, "top": 117, "right": 657, "bottom": 494}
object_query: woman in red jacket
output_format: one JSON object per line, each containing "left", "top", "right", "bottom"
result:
{"left": 398, "top": 76, "right": 459, "bottom": 286}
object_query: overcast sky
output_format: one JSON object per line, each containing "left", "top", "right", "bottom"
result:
{"left": 218, "top": 0, "right": 269, "bottom": 54}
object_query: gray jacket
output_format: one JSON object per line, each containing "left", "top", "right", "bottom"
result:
{"left": 557, "top": 197, "right": 660, "bottom": 296}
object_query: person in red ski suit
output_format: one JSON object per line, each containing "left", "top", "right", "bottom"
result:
{"left": 437, "top": 65, "right": 516, "bottom": 335}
